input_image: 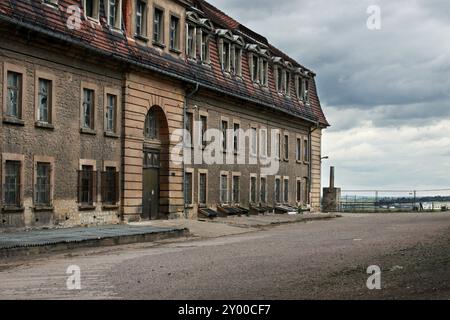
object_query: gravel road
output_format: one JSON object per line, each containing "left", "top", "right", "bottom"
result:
{"left": 0, "top": 212, "right": 449, "bottom": 300}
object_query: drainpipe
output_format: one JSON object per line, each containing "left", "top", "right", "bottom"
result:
{"left": 183, "top": 83, "right": 199, "bottom": 218}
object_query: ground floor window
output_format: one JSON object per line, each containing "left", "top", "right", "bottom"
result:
{"left": 296, "top": 179, "right": 302, "bottom": 203}
{"left": 275, "top": 178, "right": 281, "bottom": 204}
{"left": 250, "top": 176, "right": 257, "bottom": 204}
{"left": 101, "top": 167, "right": 119, "bottom": 205}
{"left": 232, "top": 175, "right": 240, "bottom": 204}
{"left": 78, "top": 165, "right": 96, "bottom": 206}
{"left": 284, "top": 178, "right": 289, "bottom": 203}
{"left": 184, "top": 171, "right": 193, "bottom": 205}
{"left": 199, "top": 172, "right": 207, "bottom": 206}
{"left": 260, "top": 177, "right": 267, "bottom": 203}
{"left": 35, "top": 162, "right": 51, "bottom": 206}
{"left": 220, "top": 174, "right": 228, "bottom": 203}
{"left": 4, "top": 160, "right": 21, "bottom": 207}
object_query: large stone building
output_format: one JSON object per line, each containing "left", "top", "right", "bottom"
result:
{"left": 0, "top": 0, "right": 328, "bottom": 229}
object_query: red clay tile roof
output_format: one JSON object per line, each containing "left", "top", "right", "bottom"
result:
{"left": 0, "top": 0, "right": 328, "bottom": 126}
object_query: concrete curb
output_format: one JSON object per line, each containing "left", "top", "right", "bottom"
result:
{"left": 0, "top": 228, "right": 190, "bottom": 260}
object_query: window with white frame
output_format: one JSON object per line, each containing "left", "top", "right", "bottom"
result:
{"left": 108, "top": 0, "right": 122, "bottom": 29}
{"left": 285, "top": 71, "right": 291, "bottom": 96}
{"left": 5, "top": 70, "right": 23, "bottom": 119}
{"left": 84, "top": 0, "right": 99, "bottom": 20}
{"left": 250, "top": 127, "right": 257, "bottom": 157}
{"left": 82, "top": 88, "right": 95, "bottom": 130}
{"left": 220, "top": 174, "right": 228, "bottom": 203}
{"left": 169, "top": 15, "right": 180, "bottom": 51}
{"left": 222, "top": 41, "right": 231, "bottom": 71}
{"left": 37, "top": 78, "right": 52, "bottom": 124}
{"left": 250, "top": 175, "right": 257, "bottom": 204}
{"left": 135, "top": 0, "right": 147, "bottom": 38}
{"left": 260, "top": 59, "right": 269, "bottom": 86}
{"left": 233, "top": 46, "right": 242, "bottom": 76}
{"left": 186, "top": 24, "right": 196, "bottom": 58}
{"left": 276, "top": 66, "right": 283, "bottom": 92}
{"left": 251, "top": 54, "right": 259, "bottom": 82}
{"left": 275, "top": 177, "right": 281, "bottom": 204}
{"left": 260, "top": 176, "right": 267, "bottom": 203}
{"left": 153, "top": 7, "right": 164, "bottom": 45}
{"left": 105, "top": 93, "right": 117, "bottom": 133}
{"left": 200, "top": 31, "right": 210, "bottom": 62}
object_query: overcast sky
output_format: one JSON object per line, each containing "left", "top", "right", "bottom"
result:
{"left": 209, "top": 0, "right": 450, "bottom": 190}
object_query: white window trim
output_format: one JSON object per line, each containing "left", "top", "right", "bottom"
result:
{"left": 283, "top": 176, "right": 290, "bottom": 204}
{"left": 231, "top": 172, "right": 241, "bottom": 205}
{"left": 198, "top": 169, "right": 208, "bottom": 206}
{"left": 220, "top": 171, "right": 229, "bottom": 204}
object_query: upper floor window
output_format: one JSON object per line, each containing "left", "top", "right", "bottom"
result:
{"left": 304, "top": 138, "right": 309, "bottom": 162}
{"left": 232, "top": 46, "right": 242, "bottom": 76}
{"left": 135, "top": 0, "right": 147, "bottom": 38}
{"left": 186, "top": 24, "right": 196, "bottom": 58}
{"left": 169, "top": 15, "right": 180, "bottom": 51}
{"left": 276, "top": 66, "right": 283, "bottom": 92}
{"left": 84, "top": 0, "right": 99, "bottom": 20}
{"left": 200, "top": 115, "right": 207, "bottom": 148}
{"left": 6, "top": 71, "right": 22, "bottom": 119}
{"left": 222, "top": 41, "right": 231, "bottom": 72}
{"left": 37, "top": 78, "right": 52, "bottom": 124}
{"left": 304, "top": 79, "right": 310, "bottom": 102}
{"left": 153, "top": 7, "right": 164, "bottom": 45}
{"left": 221, "top": 120, "right": 228, "bottom": 151}
{"left": 285, "top": 71, "right": 291, "bottom": 96}
{"left": 82, "top": 88, "right": 95, "bottom": 130}
{"left": 200, "top": 32, "right": 210, "bottom": 62}
{"left": 233, "top": 123, "right": 240, "bottom": 154}
{"left": 296, "top": 138, "right": 302, "bottom": 161}
{"left": 296, "top": 76, "right": 304, "bottom": 100}
{"left": 144, "top": 109, "right": 158, "bottom": 139}
{"left": 251, "top": 54, "right": 259, "bottom": 82}
{"left": 105, "top": 94, "right": 117, "bottom": 133}
{"left": 284, "top": 134, "right": 289, "bottom": 160}
{"left": 260, "top": 59, "right": 268, "bottom": 86}
{"left": 185, "top": 112, "right": 193, "bottom": 147}
{"left": 108, "top": 0, "right": 122, "bottom": 30}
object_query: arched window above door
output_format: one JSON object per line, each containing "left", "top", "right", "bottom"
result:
{"left": 144, "top": 108, "right": 159, "bottom": 139}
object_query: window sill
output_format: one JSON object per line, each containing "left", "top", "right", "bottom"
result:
{"left": 80, "top": 127, "right": 96, "bottom": 135}
{"left": 104, "top": 131, "right": 119, "bottom": 139}
{"left": 303, "top": 161, "right": 310, "bottom": 165}
{"left": 185, "top": 204, "right": 194, "bottom": 209}
{"left": 187, "top": 57, "right": 197, "bottom": 63}
{"left": 153, "top": 41, "right": 166, "bottom": 49}
{"left": 102, "top": 204, "right": 119, "bottom": 210}
{"left": 2, "top": 206, "right": 25, "bottom": 213}
{"left": 35, "top": 121, "right": 54, "bottom": 130}
{"left": 33, "top": 205, "right": 54, "bottom": 212}
{"left": 169, "top": 47, "right": 181, "bottom": 54}
{"left": 283, "top": 159, "right": 290, "bottom": 162}
{"left": 78, "top": 205, "right": 96, "bottom": 211}
{"left": 296, "top": 160, "right": 303, "bottom": 164}
{"left": 3, "top": 117, "right": 25, "bottom": 126}
{"left": 135, "top": 34, "right": 149, "bottom": 42}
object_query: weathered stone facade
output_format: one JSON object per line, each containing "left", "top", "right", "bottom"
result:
{"left": 0, "top": 0, "right": 329, "bottom": 229}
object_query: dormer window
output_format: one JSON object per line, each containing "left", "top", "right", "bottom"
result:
{"left": 260, "top": 59, "right": 268, "bottom": 86}
{"left": 84, "top": 0, "right": 99, "bottom": 20}
{"left": 275, "top": 66, "right": 283, "bottom": 92}
{"left": 107, "top": 0, "right": 122, "bottom": 30}
{"left": 222, "top": 41, "right": 231, "bottom": 72}
{"left": 285, "top": 71, "right": 291, "bottom": 96}
{"left": 200, "top": 32, "right": 210, "bottom": 62}
{"left": 296, "top": 75, "right": 304, "bottom": 100}
{"left": 135, "top": 0, "right": 147, "bottom": 38}
{"left": 304, "top": 79, "right": 309, "bottom": 102}
{"left": 43, "top": 0, "right": 58, "bottom": 6}
{"left": 186, "top": 24, "right": 196, "bottom": 58}
{"left": 153, "top": 7, "right": 164, "bottom": 45}
{"left": 232, "top": 46, "right": 242, "bottom": 76}
{"left": 251, "top": 54, "right": 259, "bottom": 82}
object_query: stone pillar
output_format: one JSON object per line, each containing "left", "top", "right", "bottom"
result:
{"left": 322, "top": 166, "right": 341, "bottom": 212}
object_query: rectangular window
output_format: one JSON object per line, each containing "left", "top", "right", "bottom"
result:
{"left": 108, "top": 0, "right": 121, "bottom": 28}
{"left": 296, "top": 138, "right": 301, "bottom": 161}
{"left": 223, "top": 42, "right": 230, "bottom": 71}
{"left": 78, "top": 165, "right": 96, "bottom": 206}
{"left": 186, "top": 24, "right": 195, "bottom": 58}
{"left": 106, "top": 94, "right": 116, "bottom": 133}
{"left": 136, "top": 0, "right": 146, "bottom": 37}
{"left": 199, "top": 172, "right": 207, "bottom": 205}
{"left": 220, "top": 174, "right": 228, "bottom": 203}
{"left": 185, "top": 112, "right": 193, "bottom": 147}
{"left": 251, "top": 127, "right": 257, "bottom": 156}
{"left": 250, "top": 176, "right": 257, "bottom": 204}
{"left": 284, "top": 134, "right": 289, "bottom": 160}
{"left": 37, "top": 79, "right": 51, "bottom": 123}
{"left": 297, "top": 77, "right": 304, "bottom": 100}
{"left": 304, "top": 178, "right": 309, "bottom": 204}
{"left": 221, "top": 120, "right": 228, "bottom": 151}
{"left": 304, "top": 79, "right": 309, "bottom": 102}
{"left": 260, "top": 129, "right": 267, "bottom": 157}
{"left": 201, "top": 33, "right": 209, "bottom": 62}
{"left": 232, "top": 175, "right": 240, "bottom": 204}
{"left": 304, "top": 139, "right": 309, "bottom": 162}
{"left": 261, "top": 60, "right": 268, "bottom": 86}
{"left": 4, "top": 161, "right": 21, "bottom": 207}
{"left": 184, "top": 172, "right": 193, "bottom": 205}
{"left": 199, "top": 173, "right": 207, "bottom": 205}
{"left": 35, "top": 162, "right": 51, "bottom": 206}
{"left": 153, "top": 7, "right": 164, "bottom": 44}
{"left": 275, "top": 178, "right": 281, "bottom": 204}
{"left": 252, "top": 55, "right": 259, "bottom": 82}
{"left": 85, "top": 0, "right": 99, "bottom": 20}
{"left": 275, "top": 132, "right": 280, "bottom": 159}
{"left": 233, "top": 123, "right": 240, "bottom": 154}
{"left": 169, "top": 15, "right": 180, "bottom": 50}
{"left": 234, "top": 47, "right": 242, "bottom": 76}
{"left": 101, "top": 167, "right": 119, "bottom": 205}
{"left": 260, "top": 177, "right": 267, "bottom": 203}
{"left": 6, "top": 71, "right": 22, "bottom": 118}
{"left": 200, "top": 115, "right": 207, "bottom": 148}
{"left": 286, "top": 72, "right": 291, "bottom": 95}
{"left": 284, "top": 178, "right": 289, "bottom": 203}
{"left": 82, "top": 88, "right": 94, "bottom": 129}
{"left": 296, "top": 179, "right": 302, "bottom": 203}
{"left": 277, "top": 67, "right": 283, "bottom": 92}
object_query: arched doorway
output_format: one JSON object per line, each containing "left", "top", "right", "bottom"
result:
{"left": 142, "top": 106, "right": 169, "bottom": 220}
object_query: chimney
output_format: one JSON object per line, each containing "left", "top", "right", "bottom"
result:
{"left": 329, "top": 166, "right": 335, "bottom": 189}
